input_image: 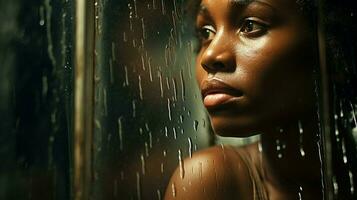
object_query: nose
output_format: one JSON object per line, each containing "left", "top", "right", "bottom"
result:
{"left": 200, "top": 34, "right": 236, "bottom": 73}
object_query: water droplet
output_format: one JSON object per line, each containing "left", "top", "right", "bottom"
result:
{"left": 132, "top": 39, "right": 136, "bottom": 47}
{"left": 145, "top": 123, "right": 150, "bottom": 131}
{"left": 157, "top": 189, "right": 162, "bottom": 200}
{"left": 123, "top": 31, "right": 127, "bottom": 42}
{"left": 158, "top": 71, "right": 164, "bottom": 97}
{"left": 118, "top": 117, "right": 124, "bottom": 151}
{"left": 149, "top": 132, "right": 153, "bottom": 148}
{"left": 282, "top": 143, "right": 286, "bottom": 149}
{"left": 138, "top": 75, "right": 143, "bottom": 100}
{"left": 349, "top": 171, "right": 354, "bottom": 194}
{"left": 202, "top": 118, "right": 206, "bottom": 128}
{"left": 194, "top": 120, "right": 199, "bottom": 132}
{"left": 298, "top": 186, "right": 303, "bottom": 200}
{"left": 171, "top": 183, "right": 176, "bottom": 197}
{"left": 141, "top": 18, "right": 146, "bottom": 40}
{"left": 188, "top": 137, "right": 193, "bottom": 158}
{"left": 111, "top": 42, "right": 116, "bottom": 61}
{"left": 39, "top": 6, "right": 45, "bottom": 26}
{"left": 42, "top": 76, "right": 48, "bottom": 97}
{"left": 298, "top": 121, "right": 303, "bottom": 134}
{"left": 173, "top": 127, "right": 177, "bottom": 139}
{"left": 95, "top": 119, "right": 102, "bottom": 130}
{"left": 167, "top": 99, "right": 172, "bottom": 121}
{"left": 145, "top": 142, "right": 149, "bottom": 157}
{"left": 180, "top": 70, "right": 186, "bottom": 101}
{"left": 141, "top": 54, "right": 146, "bottom": 71}
{"left": 161, "top": 163, "right": 164, "bottom": 174}
{"left": 132, "top": 100, "right": 137, "bottom": 118}
{"left": 350, "top": 102, "right": 357, "bottom": 126}
{"left": 279, "top": 128, "right": 284, "bottom": 133}
{"left": 220, "top": 144, "right": 227, "bottom": 161}
{"left": 152, "top": 0, "right": 157, "bottom": 9}
{"left": 124, "top": 65, "right": 129, "bottom": 86}
{"left": 198, "top": 162, "right": 203, "bottom": 182}
{"left": 258, "top": 142, "right": 263, "bottom": 153}
{"left": 298, "top": 121, "right": 305, "bottom": 157}
{"left": 141, "top": 154, "right": 146, "bottom": 175}
{"left": 333, "top": 176, "right": 339, "bottom": 195}
{"left": 148, "top": 58, "right": 153, "bottom": 82}
{"left": 178, "top": 149, "right": 185, "bottom": 179}
{"left": 335, "top": 129, "right": 340, "bottom": 137}
{"left": 166, "top": 77, "right": 170, "bottom": 90}
{"left": 164, "top": 126, "right": 168, "bottom": 137}
{"left": 276, "top": 139, "right": 283, "bottom": 158}
{"left": 44, "top": 0, "right": 56, "bottom": 66}
{"left": 342, "top": 139, "right": 348, "bottom": 163}
{"left": 161, "top": 0, "right": 166, "bottom": 14}
{"left": 300, "top": 148, "right": 306, "bottom": 157}
{"left": 172, "top": 78, "right": 178, "bottom": 101}
{"left": 180, "top": 115, "right": 184, "bottom": 123}
{"left": 133, "top": 0, "right": 138, "bottom": 18}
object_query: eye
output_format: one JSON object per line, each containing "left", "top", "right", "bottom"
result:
{"left": 240, "top": 19, "right": 267, "bottom": 37}
{"left": 197, "top": 25, "right": 216, "bottom": 43}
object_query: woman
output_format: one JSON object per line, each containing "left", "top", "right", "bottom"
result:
{"left": 165, "top": 0, "right": 357, "bottom": 199}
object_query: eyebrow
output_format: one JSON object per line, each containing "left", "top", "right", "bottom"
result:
{"left": 230, "top": 0, "right": 253, "bottom": 5}
{"left": 230, "top": 0, "right": 276, "bottom": 10}
{"left": 198, "top": 4, "right": 209, "bottom": 17}
{"left": 198, "top": 0, "right": 276, "bottom": 16}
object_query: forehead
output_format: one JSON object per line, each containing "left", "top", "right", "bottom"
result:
{"left": 199, "top": 0, "right": 298, "bottom": 13}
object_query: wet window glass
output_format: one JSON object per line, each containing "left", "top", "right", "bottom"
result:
{"left": 0, "top": 0, "right": 73, "bottom": 199}
{"left": 93, "top": 1, "right": 211, "bottom": 199}
{"left": 0, "top": 0, "right": 356, "bottom": 200}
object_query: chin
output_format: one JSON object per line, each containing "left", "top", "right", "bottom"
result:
{"left": 209, "top": 114, "right": 262, "bottom": 138}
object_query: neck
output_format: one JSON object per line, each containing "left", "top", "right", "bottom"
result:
{"left": 259, "top": 114, "right": 323, "bottom": 193}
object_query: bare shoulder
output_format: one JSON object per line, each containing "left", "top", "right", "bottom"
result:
{"left": 164, "top": 145, "right": 254, "bottom": 200}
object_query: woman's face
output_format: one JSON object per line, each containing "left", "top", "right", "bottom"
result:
{"left": 195, "top": 0, "right": 316, "bottom": 136}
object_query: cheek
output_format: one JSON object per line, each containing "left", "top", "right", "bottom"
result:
{"left": 237, "top": 33, "right": 315, "bottom": 108}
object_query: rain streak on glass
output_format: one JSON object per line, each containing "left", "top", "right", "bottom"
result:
{"left": 91, "top": 0, "right": 210, "bottom": 199}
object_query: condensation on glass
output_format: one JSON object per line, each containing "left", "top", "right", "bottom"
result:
{"left": 92, "top": 0, "right": 211, "bottom": 199}
{"left": 0, "top": 0, "right": 356, "bottom": 200}
{"left": 84, "top": 0, "right": 357, "bottom": 199}
{"left": 0, "top": 0, "right": 74, "bottom": 199}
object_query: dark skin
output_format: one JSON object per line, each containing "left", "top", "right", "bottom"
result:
{"left": 165, "top": 0, "right": 322, "bottom": 199}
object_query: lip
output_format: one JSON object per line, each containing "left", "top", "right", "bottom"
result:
{"left": 201, "top": 79, "right": 243, "bottom": 108}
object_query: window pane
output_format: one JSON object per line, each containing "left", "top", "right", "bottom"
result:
{"left": 1, "top": 0, "right": 356, "bottom": 199}
{"left": 92, "top": 1, "right": 357, "bottom": 199}
{"left": 93, "top": 0, "right": 211, "bottom": 199}
{"left": 0, "top": 0, "right": 73, "bottom": 199}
